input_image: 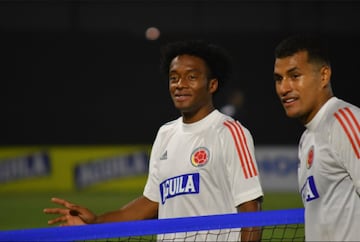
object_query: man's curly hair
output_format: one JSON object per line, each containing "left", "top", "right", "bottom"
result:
{"left": 160, "top": 40, "right": 233, "bottom": 91}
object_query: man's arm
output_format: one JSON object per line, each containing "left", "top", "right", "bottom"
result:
{"left": 44, "top": 195, "right": 158, "bottom": 226}
{"left": 237, "top": 196, "right": 263, "bottom": 242}
{"left": 96, "top": 196, "right": 158, "bottom": 223}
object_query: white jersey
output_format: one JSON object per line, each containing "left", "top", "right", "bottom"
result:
{"left": 298, "top": 97, "right": 360, "bottom": 241}
{"left": 143, "top": 109, "right": 263, "bottom": 241}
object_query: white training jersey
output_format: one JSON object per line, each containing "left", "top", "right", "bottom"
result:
{"left": 298, "top": 97, "right": 360, "bottom": 241}
{"left": 143, "top": 109, "right": 263, "bottom": 241}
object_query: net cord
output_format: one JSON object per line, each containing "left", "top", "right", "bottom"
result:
{"left": 0, "top": 208, "right": 304, "bottom": 242}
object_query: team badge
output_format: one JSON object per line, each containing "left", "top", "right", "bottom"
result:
{"left": 190, "top": 147, "right": 209, "bottom": 167}
{"left": 306, "top": 145, "right": 314, "bottom": 169}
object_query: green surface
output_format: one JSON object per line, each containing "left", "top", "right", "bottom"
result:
{"left": 0, "top": 191, "right": 303, "bottom": 231}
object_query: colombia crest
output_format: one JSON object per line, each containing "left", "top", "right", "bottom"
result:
{"left": 190, "top": 147, "right": 209, "bottom": 167}
{"left": 306, "top": 145, "right": 314, "bottom": 169}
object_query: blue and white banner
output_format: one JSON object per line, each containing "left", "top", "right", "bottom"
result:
{"left": 255, "top": 146, "right": 299, "bottom": 192}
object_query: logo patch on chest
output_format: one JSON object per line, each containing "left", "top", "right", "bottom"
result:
{"left": 190, "top": 147, "right": 209, "bottom": 167}
{"left": 306, "top": 145, "right": 314, "bottom": 169}
{"left": 160, "top": 173, "right": 200, "bottom": 204}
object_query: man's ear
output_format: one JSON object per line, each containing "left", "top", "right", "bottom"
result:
{"left": 209, "top": 78, "right": 218, "bottom": 94}
{"left": 320, "top": 65, "right": 332, "bottom": 88}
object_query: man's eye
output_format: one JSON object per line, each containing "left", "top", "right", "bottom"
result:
{"left": 274, "top": 75, "right": 282, "bottom": 82}
{"left": 169, "top": 76, "right": 178, "bottom": 82}
{"left": 291, "top": 73, "right": 301, "bottom": 79}
{"left": 188, "top": 75, "right": 197, "bottom": 80}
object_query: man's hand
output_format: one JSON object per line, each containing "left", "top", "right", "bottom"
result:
{"left": 43, "top": 197, "right": 97, "bottom": 226}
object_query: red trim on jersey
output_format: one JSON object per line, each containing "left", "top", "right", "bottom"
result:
{"left": 235, "top": 121, "right": 258, "bottom": 177}
{"left": 345, "top": 107, "right": 360, "bottom": 132}
{"left": 339, "top": 108, "right": 360, "bottom": 156}
{"left": 223, "top": 120, "right": 258, "bottom": 178}
{"left": 334, "top": 108, "right": 360, "bottom": 159}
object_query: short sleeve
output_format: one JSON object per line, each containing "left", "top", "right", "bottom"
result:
{"left": 332, "top": 106, "right": 360, "bottom": 195}
{"left": 143, "top": 129, "right": 162, "bottom": 203}
{"left": 222, "top": 120, "right": 264, "bottom": 206}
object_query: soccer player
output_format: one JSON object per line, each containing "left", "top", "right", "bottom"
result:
{"left": 44, "top": 40, "right": 264, "bottom": 241}
{"left": 273, "top": 34, "right": 360, "bottom": 241}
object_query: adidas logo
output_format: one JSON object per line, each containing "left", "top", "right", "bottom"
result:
{"left": 160, "top": 150, "right": 167, "bottom": 160}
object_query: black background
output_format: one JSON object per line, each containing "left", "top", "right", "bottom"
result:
{"left": 1, "top": 1, "right": 360, "bottom": 145}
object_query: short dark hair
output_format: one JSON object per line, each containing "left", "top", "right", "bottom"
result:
{"left": 160, "top": 40, "right": 233, "bottom": 90}
{"left": 274, "top": 34, "right": 331, "bottom": 67}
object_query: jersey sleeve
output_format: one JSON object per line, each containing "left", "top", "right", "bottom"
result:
{"left": 143, "top": 128, "right": 162, "bottom": 203}
{"left": 222, "top": 120, "right": 264, "bottom": 207}
{"left": 332, "top": 106, "right": 360, "bottom": 196}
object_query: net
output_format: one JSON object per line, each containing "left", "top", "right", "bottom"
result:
{"left": 0, "top": 208, "right": 304, "bottom": 242}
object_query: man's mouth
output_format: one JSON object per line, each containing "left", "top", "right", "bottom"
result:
{"left": 174, "top": 93, "right": 191, "bottom": 101}
{"left": 283, "top": 97, "right": 296, "bottom": 103}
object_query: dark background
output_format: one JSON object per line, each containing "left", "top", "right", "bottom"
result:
{"left": 1, "top": 0, "right": 360, "bottom": 146}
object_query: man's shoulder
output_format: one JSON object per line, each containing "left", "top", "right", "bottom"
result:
{"left": 158, "top": 117, "right": 181, "bottom": 132}
{"left": 326, "top": 97, "right": 360, "bottom": 127}
{"left": 212, "top": 111, "right": 254, "bottom": 139}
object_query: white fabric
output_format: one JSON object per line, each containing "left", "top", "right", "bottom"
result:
{"left": 143, "top": 109, "right": 263, "bottom": 241}
{"left": 298, "top": 97, "right": 360, "bottom": 241}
